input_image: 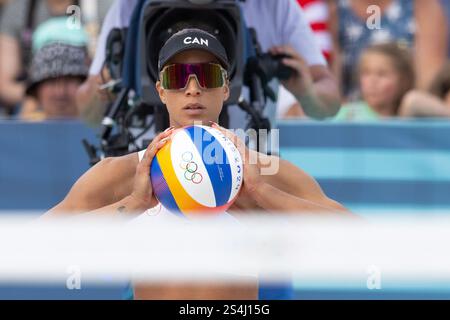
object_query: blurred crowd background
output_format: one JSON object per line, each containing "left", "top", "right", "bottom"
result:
{"left": 1, "top": 0, "right": 449, "bottom": 300}
{"left": 0, "top": 0, "right": 449, "bottom": 123}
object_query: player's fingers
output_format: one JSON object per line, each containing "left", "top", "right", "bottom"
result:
{"left": 145, "top": 136, "right": 170, "bottom": 162}
{"left": 210, "top": 122, "right": 253, "bottom": 167}
{"left": 142, "top": 127, "right": 174, "bottom": 159}
{"left": 210, "top": 122, "right": 245, "bottom": 149}
{"left": 139, "top": 131, "right": 173, "bottom": 175}
{"left": 214, "top": 122, "right": 248, "bottom": 152}
{"left": 153, "top": 126, "right": 175, "bottom": 145}
{"left": 136, "top": 137, "right": 170, "bottom": 177}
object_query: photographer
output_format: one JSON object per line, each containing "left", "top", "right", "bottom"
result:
{"left": 76, "top": 0, "right": 340, "bottom": 128}
{"left": 0, "top": 0, "right": 79, "bottom": 116}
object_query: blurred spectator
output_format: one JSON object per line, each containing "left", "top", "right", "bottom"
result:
{"left": 19, "top": 42, "right": 88, "bottom": 121}
{"left": 440, "top": 0, "right": 450, "bottom": 57}
{"left": 32, "top": 16, "right": 88, "bottom": 52}
{"left": 17, "top": 16, "right": 90, "bottom": 120}
{"left": 277, "top": 0, "right": 333, "bottom": 119}
{"left": 297, "top": 0, "right": 333, "bottom": 63}
{"left": 333, "top": 42, "right": 414, "bottom": 121}
{"left": 0, "top": 0, "right": 75, "bottom": 116}
{"left": 0, "top": 0, "right": 8, "bottom": 24}
{"left": 328, "top": 0, "right": 448, "bottom": 101}
{"left": 0, "top": 0, "right": 113, "bottom": 117}
{"left": 399, "top": 62, "right": 450, "bottom": 118}
{"left": 77, "top": 0, "right": 340, "bottom": 135}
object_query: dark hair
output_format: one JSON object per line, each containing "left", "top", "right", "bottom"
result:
{"left": 429, "top": 61, "right": 450, "bottom": 99}
{"left": 358, "top": 42, "right": 415, "bottom": 114}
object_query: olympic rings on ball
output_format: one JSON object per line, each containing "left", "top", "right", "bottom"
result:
{"left": 180, "top": 151, "right": 203, "bottom": 184}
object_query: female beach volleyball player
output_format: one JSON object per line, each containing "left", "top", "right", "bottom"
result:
{"left": 45, "top": 28, "right": 348, "bottom": 299}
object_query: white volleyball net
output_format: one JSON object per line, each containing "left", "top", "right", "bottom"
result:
{"left": 1, "top": 211, "right": 450, "bottom": 292}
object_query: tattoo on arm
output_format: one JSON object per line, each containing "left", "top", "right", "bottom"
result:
{"left": 117, "top": 206, "right": 127, "bottom": 214}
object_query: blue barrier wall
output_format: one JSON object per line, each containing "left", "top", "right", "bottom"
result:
{"left": 3, "top": 119, "right": 450, "bottom": 212}
{"left": 2, "top": 119, "right": 450, "bottom": 299}
{"left": 278, "top": 120, "right": 450, "bottom": 213}
{"left": 0, "top": 121, "right": 96, "bottom": 210}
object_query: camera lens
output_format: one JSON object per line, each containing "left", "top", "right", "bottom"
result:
{"left": 256, "top": 53, "right": 294, "bottom": 83}
{"left": 272, "top": 54, "right": 294, "bottom": 80}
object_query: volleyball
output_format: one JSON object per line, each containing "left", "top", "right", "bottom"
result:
{"left": 150, "top": 125, "right": 243, "bottom": 216}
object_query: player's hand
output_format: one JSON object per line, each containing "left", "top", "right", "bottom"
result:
{"left": 210, "top": 123, "right": 263, "bottom": 200}
{"left": 130, "top": 127, "right": 174, "bottom": 209}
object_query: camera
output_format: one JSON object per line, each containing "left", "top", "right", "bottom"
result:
{"left": 257, "top": 53, "right": 295, "bottom": 82}
{"left": 138, "top": 0, "right": 246, "bottom": 108}
{"left": 84, "top": 0, "right": 296, "bottom": 164}
{"left": 244, "top": 52, "right": 294, "bottom": 101}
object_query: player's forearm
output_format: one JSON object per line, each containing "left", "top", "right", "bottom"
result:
{"left": 43, "top": 194, "right": 148, "bottom": 219}
{"left": 87, "top": 195, "right": 148, "bottom": 217}
{"left": 252, "top": 182, "right": 338, "bottom": 213}
{"left": 259, "top": 155, "right": 307, "bottom": 199}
